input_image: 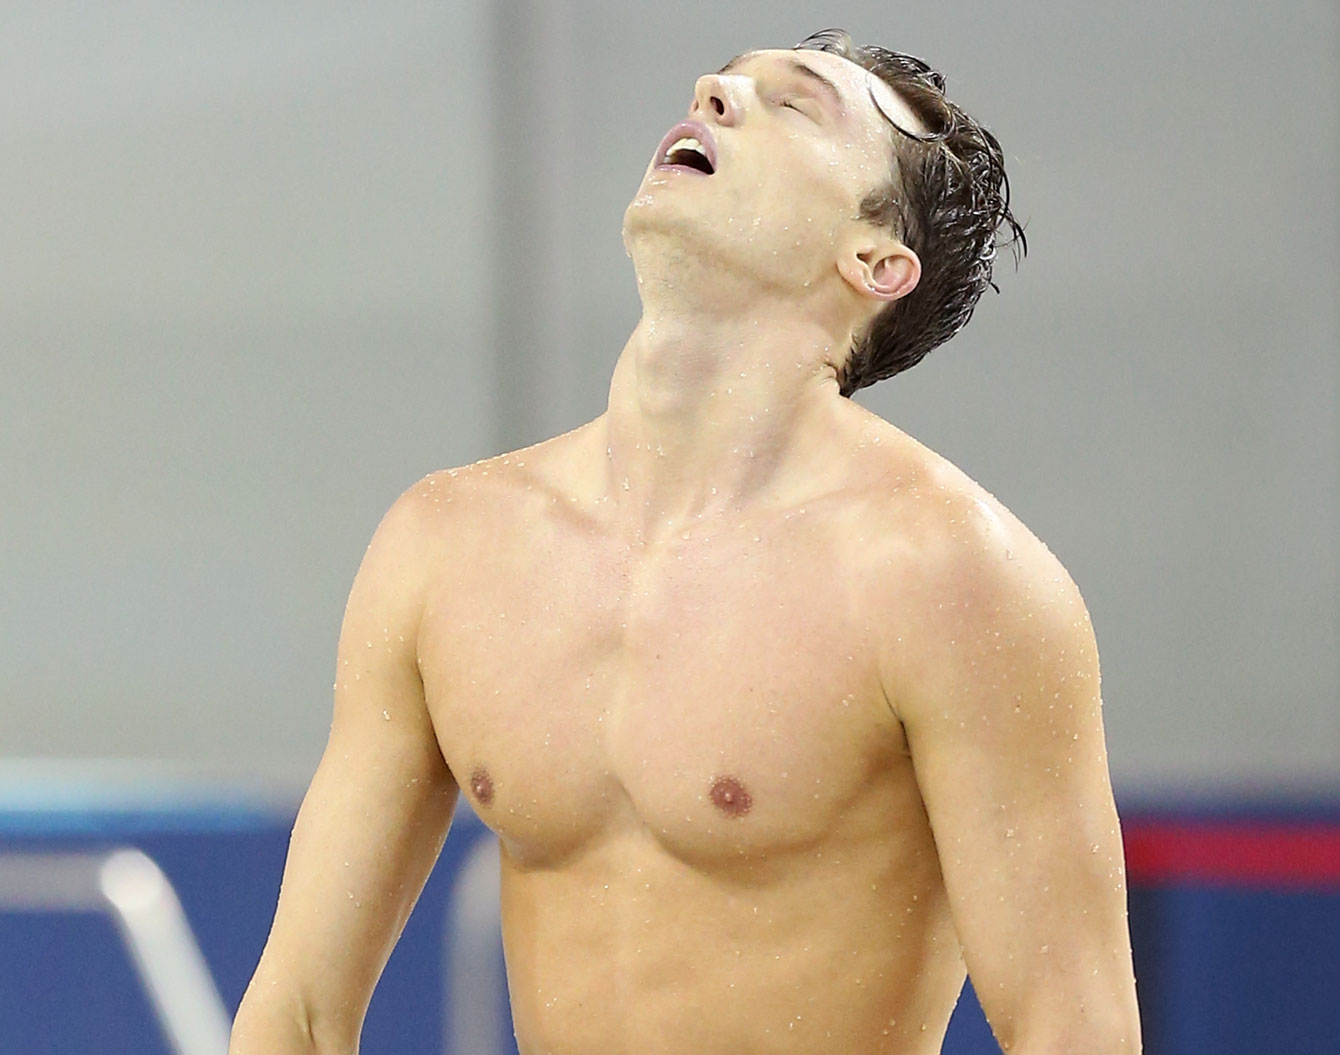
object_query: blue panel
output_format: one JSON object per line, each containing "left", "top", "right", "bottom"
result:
{"left": 4, "top": 795, "right": 1340, "bottom": 1055}
{"left": 1127, "top": 886, "right": 1166, "bottom": 1050}
{"left": 0, "top": 805, "right": 507, "bottom": 1055}
{"left": 363, "top": 841, "right": 452, "bottom": 1053}
{"left": 1119, "top": 796, "right": 1340, "bottom": 826}
{"left": 0, "top": 827, "right": 293, "bottom": 1034}
{"left": 943, "top": 980, "right": 1002, "bottom": 1055}
{"left": 0, "top": 911, "right": 170, "bottom": 1055}
{"left": 1135, "top": 885, "right": 1340, "bottom": 1055}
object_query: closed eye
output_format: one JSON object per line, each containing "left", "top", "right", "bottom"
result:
{"left": 779, "top": 98, "right": 817, "bottom": 120}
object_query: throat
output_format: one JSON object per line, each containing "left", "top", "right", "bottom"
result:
{"left": 602, "top": 323, "right": 847, "bottom": 536}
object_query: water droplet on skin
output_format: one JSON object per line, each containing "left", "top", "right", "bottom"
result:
{"left": 381, "top": 710, "right": 390, "bottom": 721}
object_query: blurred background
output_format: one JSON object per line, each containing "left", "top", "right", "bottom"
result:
{"left": 1, "top": 1, "right": 1336, "bottom": 1053}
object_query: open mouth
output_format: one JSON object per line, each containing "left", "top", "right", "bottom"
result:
{"left": 655, "top": 121, "right": 717, "bottom": 175}
{"left": 663, "top": 136, "right": 715, "bottom": 174}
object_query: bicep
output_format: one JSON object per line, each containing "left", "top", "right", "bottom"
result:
{"left": 898, "top": 554, "right": 1137, "bottom": 1049}
{"left": 258, "top": 721, "right": 457, "bottom": 1043}
{"left": 248, "top": 489, "right": 459, "bottom": 1047}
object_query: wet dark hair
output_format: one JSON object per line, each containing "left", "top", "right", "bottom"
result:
{"left": 795, "top": 29, "right": 1026, "bottom": 396}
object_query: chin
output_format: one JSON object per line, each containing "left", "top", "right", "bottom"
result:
{"left": 622, "top": 194, "right": 686, "bottom": 261}
{"left": 623, "top": 183, "right": 675, "bottom": 234}
{"left": 623, "top": 181, "right": 726, "bottom": 247}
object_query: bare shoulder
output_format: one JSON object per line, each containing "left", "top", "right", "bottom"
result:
{"left": 382, "top": 421, "right": 602, "bottom": 554}
{"left": 848, "top": 412, "right": 1081, "bottom": 601}
{"left": 844, "top": 414, "right": 1097, "bottom": 716}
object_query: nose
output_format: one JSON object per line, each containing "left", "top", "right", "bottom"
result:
{"left": 690, "top": 73, "right": 737, "bottom": 125}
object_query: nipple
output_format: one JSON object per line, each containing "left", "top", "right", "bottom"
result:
{"left": 470, "top": 767, "right": 494, "bottom": 806}
{"left": 709, "top": 775, "right": 752, "bottom": 818}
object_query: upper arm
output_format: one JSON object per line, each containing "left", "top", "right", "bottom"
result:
{"left": 236, "top": 479, "right": 459, "bottom": 1050}
{"left": 890, "top": 506, "right": 1140, "bottom": 1053}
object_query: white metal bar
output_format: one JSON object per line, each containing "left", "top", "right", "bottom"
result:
{"left": 99, "top": 849, "right": 232, "bottom": 1055}
{"left": 446, "top": 830, "right": 508, "bottom": 1055}
{"left": 0, "top": 849, "right": 231, "bottom": 1055}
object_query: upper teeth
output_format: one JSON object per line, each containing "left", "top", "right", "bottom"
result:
{"left": 668, "top": 136, "right": 706, "bottom": 158}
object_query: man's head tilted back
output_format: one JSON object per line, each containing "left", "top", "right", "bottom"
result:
{"left": 623, "top": 28, "right": 1025, "bottom": 396}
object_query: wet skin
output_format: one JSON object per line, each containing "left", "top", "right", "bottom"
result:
{"left": 400, "top": 398, "right": 1124, "bottom": 1055}
{"left": 229, "top": 400, "right": 1135, "bottom": 1055}
{"left": 229, "top": 45, "right": 1137, "bottom": 1055}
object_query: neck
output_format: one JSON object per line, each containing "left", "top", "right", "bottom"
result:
{"left": 601, "top": 298, "right": 850, "bottom": 539}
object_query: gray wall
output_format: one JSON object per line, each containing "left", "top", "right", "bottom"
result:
{"left": 2, "top": 1, "right": 1336, "bottom": 795}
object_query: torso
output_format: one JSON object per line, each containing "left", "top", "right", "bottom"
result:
{"left": 416, "top": 411, "right": 1004, "bottom": 1054}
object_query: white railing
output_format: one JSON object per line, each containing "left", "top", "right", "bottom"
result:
{"left": 0, "top": 848, "right": 231, "bottom": 1055}
{"left": 0, "top": 818, "right": 512, "bottom": 1055}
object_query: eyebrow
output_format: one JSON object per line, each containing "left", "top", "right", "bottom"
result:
{"left": 717, "top": 52, "right": 846, "bottom": 116}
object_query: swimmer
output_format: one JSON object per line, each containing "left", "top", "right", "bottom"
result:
{"left": 230, "top": 28, "right": 1140, "bottom": 1054}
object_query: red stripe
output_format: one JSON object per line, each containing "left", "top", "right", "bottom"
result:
{"left": 1124, "top": 822, "right": 1340, "bottom": 887}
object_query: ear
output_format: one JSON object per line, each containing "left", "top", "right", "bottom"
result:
{"left": 836, "top": 234, "right": 921, "bottom": 304}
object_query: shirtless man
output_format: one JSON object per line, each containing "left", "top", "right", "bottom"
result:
{"left": 230, "top": 29, "right": 1140, "bottom": 1055}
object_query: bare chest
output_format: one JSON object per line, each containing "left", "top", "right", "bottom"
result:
{"left": 418, "top": 514, "right": 904, "bottom": 871}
